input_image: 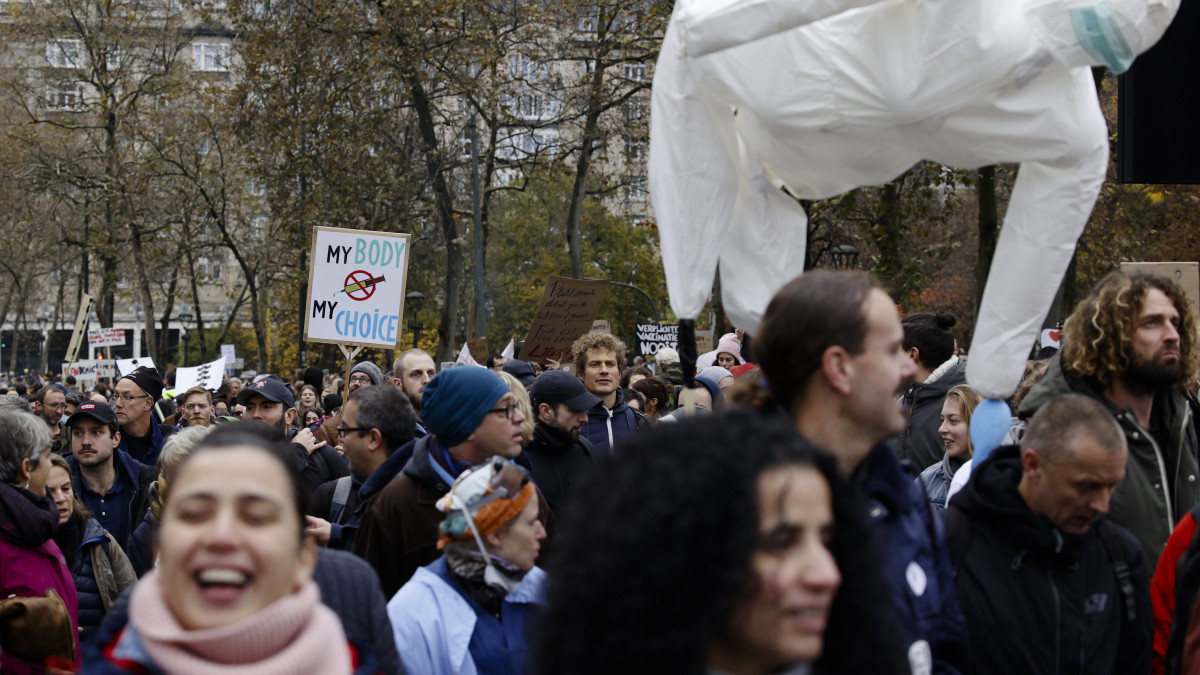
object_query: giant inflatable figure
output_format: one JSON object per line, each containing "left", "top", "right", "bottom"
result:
{"left": 649, "top": 0, "right": 1179, "bottom": 403}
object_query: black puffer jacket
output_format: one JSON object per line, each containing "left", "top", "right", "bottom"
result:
{"left": 892, "top": 359, "right": 966, "bottom": 472}
{"left": 945, "top": 447, "right": 1152, "bottom": 675}
{"left": 63, "top": 516, "right": 135, "bottom": 644}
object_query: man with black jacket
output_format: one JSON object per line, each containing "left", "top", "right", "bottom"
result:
{"left": 238, "top": 377, "right": 348, "bottom": 494}
{"left": 526, "top": 370, "right": 601, "bottom": 515}
{"left": 65, "top": 401, "right": 158, "bottom": 551}
{"left": 945, "top": 393, "right": 1151, "bottom": 675}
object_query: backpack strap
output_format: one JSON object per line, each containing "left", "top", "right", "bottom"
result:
{"left": 329, "top": 475, "right": 353, "bottom": 524}
{"left": 1095, "top": 521, "right": 1138, "bottom": 623}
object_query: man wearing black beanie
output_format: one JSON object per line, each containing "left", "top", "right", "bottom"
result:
{"left": 113, "top": 366, "right": 178, "bottom": 466}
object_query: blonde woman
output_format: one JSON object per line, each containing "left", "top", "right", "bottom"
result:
{"left": 916, "top": 384, "right": 982, "bottom": 510}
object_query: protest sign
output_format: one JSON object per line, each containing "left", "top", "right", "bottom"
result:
{"left": 220, "top": 344, "right": 237, "bottom": 361}
{"left": 116, "top": 357, "right": 156, "bottom": 376}
{"left": 467, "top": 338, "right": 490, "bottom": 365}
{"left": 695, "top": 330, "right": 714, "bottom": 354}
{"left": 175, "top": 357, "right": 226, "bottom": 392}
{"left": 635, "top": 323, "right": 678, "bottom": 355}
{"left": 1120, "top": 262, "right": 1200, "bottom": 317}
{"left": 518, "top": 276, "right": 609, "bottom": 363}
{"left": 1039, "top": 328, "right": 1061, "bottom": 350}
{"left": 591, "top": 319, "right": 611, "bottom": 333}
{"left": 62, "top": 360, "right": 115, "bottom": 382}
{"left": 87, "top": 327, "right": 126, "bottom": 348}
{"left": 304, "top": 226, "right": 412, "bottom": 349}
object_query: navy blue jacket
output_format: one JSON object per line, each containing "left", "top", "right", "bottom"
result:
{"left": 67, "top": 449, "right": 158, "bottom": 551}
{"left": 310, "top": 438, "right": 417, "bottom": 553}
{"left": 579, "top": 388, "right": 645, "bottom": 454}
{"left": 857, "top": 443, "right": 968, "bottom": 675}
{"left": 116, "top": 417, "right": 177, "bottom": 468}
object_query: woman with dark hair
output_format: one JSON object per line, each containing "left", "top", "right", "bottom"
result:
{"left": 893, "top": 311, "right": 968, "bottom": 471}
{"left": 619, "top": 365, "right": 654, "bottom": 389}
{"left": 532, "top": 410, "right": 905, "bottom": 674}
{"left": 631, "top": 377, "right": 671, "bottom": 423}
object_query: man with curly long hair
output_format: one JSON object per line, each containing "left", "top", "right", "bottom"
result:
{"left": 1019, "top": 270, "right": 1200, "bottom": 562}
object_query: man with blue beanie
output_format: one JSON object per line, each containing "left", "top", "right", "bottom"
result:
{"left": 355, "top": 366, "right": 555, "bottom": 596}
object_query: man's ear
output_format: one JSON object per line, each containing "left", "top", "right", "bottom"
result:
{"left": 537, "top": 402, "right": 552, "bottom": 421}
{"left": 1022, "top": 447, "right": 1043, "bottom": 482}
{"left": 906, "top": 347, "right": 921, "bottom": 365}
{"left": 368, "top": 428, "right": 384, "bottom": 451}
{"left": 821, "top": 345, "right": 854, "bottom": 395}
{"left": 285, "top": 408, "right": 297, "bottom": 426}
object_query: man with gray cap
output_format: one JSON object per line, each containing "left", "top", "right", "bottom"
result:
{"left": 315, "top": 360, "right": 383, "bottom": 446}
{"left": 525, "top": 370, "right": 600, "bottom": 515}
{"left": 112, "top": 366, "right": 178, "bottom": 467}
{"left": 355, "top": 366, "right": 554, "bottom": 596}
{"left": 238, "top": 376, "right": 348, "bottom": 493}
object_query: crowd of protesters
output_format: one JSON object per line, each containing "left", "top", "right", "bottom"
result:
{"left": 2, "top": 267, "right": 1200, "bottom": 674}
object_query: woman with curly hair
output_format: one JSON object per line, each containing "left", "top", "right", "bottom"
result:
{"left": 532, "top": 410, "right": 906, "bottom": 674}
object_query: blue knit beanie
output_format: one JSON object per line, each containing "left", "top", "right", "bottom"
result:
{"left": 420, "top": 367, "right": 512, "bottom": 447}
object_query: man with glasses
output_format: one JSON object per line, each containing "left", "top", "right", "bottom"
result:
{"left": 31, "top": 384, "right": 68, "bottom": 452}
{"left": 305, "top": 385, "right": 417, "bottom": 553}
{"left": 356, "top": 366, "right": 554, "bottom": 596}
{"left": 237, "top": 375, "right": 348, "bottom": 493}
{"left": 112, "top": 366, "right": 178, "bottom": 467}
{"left": 315, "top": 360, "right": 384, "bottom": 446}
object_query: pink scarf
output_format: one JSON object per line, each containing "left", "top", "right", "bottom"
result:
{"left": 128, "top": 571, "right": 352, "bottom": 675}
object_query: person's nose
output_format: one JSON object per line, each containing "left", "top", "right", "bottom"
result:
{"left": 938, "top": 420, "right": 950, "bottom": 436}
{"left": 799, "top": 545, "right": 842, "bottom": 592}
{"left": 203, "top": 507, "right": 241, "bottom": 550}
{"left": 1091, "top": 490, "right": 1113, "bottom": 517}
{"left": 534, "top": 520, "right": 547, "bottom": 541}
{"left": 1165, "top": 319, "right": 1181, "bottom": 344}
{"left": 512, "top": 405, "right": 526, "bottom": 425}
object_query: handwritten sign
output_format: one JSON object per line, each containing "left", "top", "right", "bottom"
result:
{"left": 695, "top": 330, "right": 714, "bottom": 354}
{"left": 62, "top": 360, "right": 115, "bottom": 382}
{"left": 518, "top": 276, "right": 609, "bottom": 363}
{"left": 87, "top": 328, "right": 126, "bottom": 347}
{"left": 1120, "top": 262, "right": 1200, "bottom": 317}
{"left": 636, "top": 323, "right": 678, "bottom": 355}
{"left": 468, "top": 338, "right": 490, "bottom": 365}
{"left": 591, "top": 319, "right": 611, "bottom": 334}
{"left": 304, "top": 226, "right": 412, "bottom": 349}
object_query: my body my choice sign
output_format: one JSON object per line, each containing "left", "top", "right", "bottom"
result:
{"left": 304, "top": 227, "right": 412, "bottom": 349}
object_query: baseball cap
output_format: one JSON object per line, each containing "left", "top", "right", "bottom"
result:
{"left": 236, "top": 377, "right": 295, "bottom": 408}
{"left": 502, "top": 359, "right": 537, "bottom": 389}
{"left": 67, "top": 401, "right": 117, "bottom": 428}
{"left": 531, "top": 370, "right": 601, "bottom": 411}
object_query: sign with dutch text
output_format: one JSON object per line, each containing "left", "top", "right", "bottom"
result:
{"left": 304, "top": 227, "right": 412, "bottom": 349}
{"left": 518, "top": 276, "right": 609, "bottom": 363}
{"left": 635, "top": 323, "right": 678, "bottom": 355}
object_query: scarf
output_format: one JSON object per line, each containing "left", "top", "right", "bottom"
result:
{"left": 52, "top": 513, "right": 84, "bottom": 568}
{"left": 0, "top": 481, "right": 59, "bottom": 547}
{"left": 128, "top": 571, "right": 352, "bottom": 675}
{"left": 923, "top": 355, "right": 961, "bottom": 385}
{"left": 445, "top": 545, "right": 528, "bottom": 618}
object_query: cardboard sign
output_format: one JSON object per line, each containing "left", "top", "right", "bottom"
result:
{"left": 87, "top": 327, "right": 126, "bottom": 347}
{"left": 518, "top": 276, "right": 609, "bottom": 363}
{"left": 467, "top": 338, "right": 490, "bottom": 365}
{"left": 694, "top": 330, "right": 714, "bottom": 354}
{"left": 304, "top": 227, "right": 412, "bottom": 349}
{"left": 1120, "top": 262, "right": 1200, "bottom": 317}
{"left": 220, "top": 344, "right": 237, "bottom": 361}
{"left": 636, "top": 323, "right": 678, "bottom": 355}
{"left": 175, "top": 357, "right": 226, "bottom": 392}
{"left": 116, "top": 357, "right": 157, "bottom": 376}
{"left": 591, "top": 319, "right": 611, "bottom": 333}
{"left": 62, "top": 360, "right": 115, "bottom": 382}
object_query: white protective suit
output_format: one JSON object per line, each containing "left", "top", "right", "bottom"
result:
{"left": 649, "top": 0, "right": 1179, "bottom": 399}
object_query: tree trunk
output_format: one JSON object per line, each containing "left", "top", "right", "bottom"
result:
{"left": 128, "top": 224, "right": 160, "bottom": 366}
{"left": 565, "top": 71, "right": 606, "bottom": 280}
{"left": 974, "top": 166, "right": 998, "bottom": 313}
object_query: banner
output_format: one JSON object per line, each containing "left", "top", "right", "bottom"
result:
{"left": 175, "top": 357, "right": 226, "bottom": 392}
{"left": 467, "top": 337, "right": 490, "bottom": 365}
{"left": 304, "top": 226, "right": 412, "bottom": 349}
{"left": 116, "top": 357, "right": 156, "bottom": 376}
{"left": 518, "top": 276, "right": 609, "bottom": 363}
{"left": 500, "top": 339, "right": 515, "bottom": 360}
{"left": 62, "top": 360, "right": 115, "bottom": 382}
{"left": 220, "top": 344, "right": 237, "bottom": 361}
{"left": 455, "top": 344, "right": 485, "bottom": 368}
{"left": 87, "top": 327, "right": 126, "bottom": 347}
{"left": 635, "top": 323, "right": 678, "bottom": 355}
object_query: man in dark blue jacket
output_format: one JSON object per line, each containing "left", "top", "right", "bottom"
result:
{"left": 306, "top": 385, "right": 417, "bottom": 552}
{"left": 755, "top": 270, "right": 968, "bottom": 675}
{"left": 112, "top": 366, "right": 177, "bottom": 467}
{"left": 571, "top": 332, "right": 646, "bottom": 453}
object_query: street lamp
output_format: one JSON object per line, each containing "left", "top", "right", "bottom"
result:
{"left": 406, "top": 291, "right": 425, "bottom": 349}
{"left": 36, "top": 308, "right": 48, "bottom": 375}
{"left": 829, "top": 244, "right": 859, "bottom": 270}
{"left": 179, "top": 310, "right": 195, "bottom": 366}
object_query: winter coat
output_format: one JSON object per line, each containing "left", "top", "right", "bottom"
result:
{"left": 892, "top": 358, "right": 967, "bottom": 472}
{"left": 856, "top": 443, "right": 968, "bottom": 675}
{"left": 916, "top": 453, "right": 966, "bottom": 511}
{"left": 309, "top": 437, "right": 414, "bottom": 553}
{"left": 524, "top": 422, "right": 599, "bottom": 516}
{"left": 1156, "top": 504, "right": 1200, "bottom": 675}
{"left": 388, "top": 557, "right": 545, "bottom": 675}
{"left": 115, "top": 416, "right": 177, "bottom": 468}
{"left": 68, "top": 516, "right": 137, "bottom": 644}
{"left": 0, "top": 481, "right": 79, "bottom": 675}
{"left": 355, "top": 436, "right": 554, "bottom": 599}
{"left": 944, "top": 446, "right": 1152, "bottom": 675}
{"left": 288, "top": 426, "right": 351, "bottom": 495}
{"left": 579, "top": 387, "right": 647, "bottom": 454}
{"left": 125, "top": 481, "right": 162, "bottom": 578}
{"left": 1018, "top": 353, "right": 1200, "bottom": 562}
{"left": 67, "top": 449, "right": 159, "bottom": 552}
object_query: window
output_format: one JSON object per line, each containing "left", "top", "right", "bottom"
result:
{"left": 105, "top": 47, "right": 126, "bottom": 72}
{"left": 625, "top": 136, "right": 647, "bottom": 162}
{"left": 625, "top": 97, "right": 646, "bottom": 123}
{"left": 193, "top": 43, "right": 229, "bottom": 72}
{"left": 579, "top": 59, "right": 596, "bottom": 78}
{"left": 45, "top": 83, "right": 84, "bottom": 111}
{"left": 250, "top": 214, "right": 269, "bottom": 235}
{"left": 624, "top": 175, "right": 647, "bottom": 202}
{"left": 576, "top": 15, "right": 598, "bottom": 33}
{"left": 624, "top": 61, "right": 646, "bottom": 82}
{"left": 144, "top": 0, "right": 180, "bottom": 17}
{"left": 197, "top": 256, "right": 223, "bottom": 280}
{"left": 46, "top": 40, "right": 82, "bottom": 69}
{"left": 508, "top": 54, "right": 546, "bottom": 81}
{"left": 247, "top": 180, "right": 266, "bottom": 197}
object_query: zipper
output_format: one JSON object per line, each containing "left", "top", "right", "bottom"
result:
{"left": 605, "top": 407, "right": 614, "bottom": 450}
{"left": 1124, "top": 411, "right": 1174, "bottom": 530}
{"left": 1174, "top": 403, "right": 1192, "bottom": 523}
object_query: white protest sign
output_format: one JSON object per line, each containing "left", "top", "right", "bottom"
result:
{"left": 175, "top": 357, "right": 226, "bottom": 392}
{"left": 636, "top": 323, "right": 678, "bottom": 355}
{"left": 1039, "top": 328, "right": 1061, "bottom": 350}
{"left": 116, "top": 357, "right": 156, "bottom": 376}
{"left": 220, "top": 344, "right": 237, "bottom": 361}
{"left": 304, "top": 227, "right": 412, "bottom": 349}
{"left": 87, "top": 327, "right": 126, "bottom": 347}
{"left": 62, "top": 360, "right": 115, "bottom": 382}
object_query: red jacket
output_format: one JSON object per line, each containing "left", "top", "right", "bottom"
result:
{"left": 1152, "top": 508, "right": 1200, "bottom": 675}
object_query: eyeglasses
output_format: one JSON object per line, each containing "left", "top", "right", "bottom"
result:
{"left": 337, "top": 425, "right": 371, "bottom": 437}
{"left": 113, "top": 394, "right": 150, "bottom": 404}
{"left": 487, "top": 403, "right": 518, "bottom": 420}
{"left": 348, "top": 375, "right": 373, "bottom": 384}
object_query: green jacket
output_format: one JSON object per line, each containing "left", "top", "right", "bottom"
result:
{"left": 1018, "top": 354, "right": 1200, "bottom": 562}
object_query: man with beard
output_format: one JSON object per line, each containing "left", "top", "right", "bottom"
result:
{"left": 64, "top": 401, "right": 158, "bottom": 550}
{"left": 237, "top": 376, "right": 348, "bottom": 493}
{"left": 392, "top": 349, "right": 436, "bottom": 436}
{"left": 176, "top": 386, "right": 214, "bottom": 427}
{"left": 1020, "top": 270, "right": 1200, "bottom": 562}
{"left": 30, "top": 384, "right": 68, "bottom": 451}
{"left": 524, "top": 370, "right": 601, "bottom": 515}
